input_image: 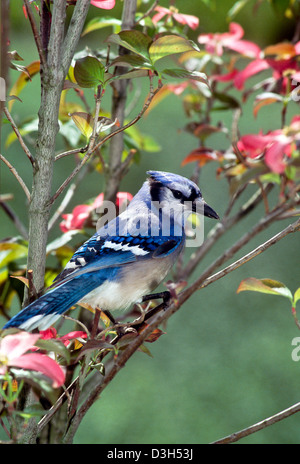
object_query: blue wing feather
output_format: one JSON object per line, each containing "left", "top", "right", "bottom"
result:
{"left": 3, "top": 232, "right": 183, "bottom": 330}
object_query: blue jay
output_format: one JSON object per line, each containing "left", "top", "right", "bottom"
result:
{"left": 3, "top": 171, "right": 218, "bottom": 332}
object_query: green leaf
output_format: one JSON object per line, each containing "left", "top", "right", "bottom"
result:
{"left": 82, "top": 17, "right": 122, "bottom": 36}
{"left": 106, "top": 31, "right": 152, "bottom": 60}
{"left": 5, "top": 117, "right": 39, "bottom": 148}
{"left": 149, "top": 35, "right": 197, "bottom": 64}
{"left": 294, "top": 288, "right": 300, "bottom": 307}
{"left": 227, "top": 0, "right": 250, "bottom": 19}
{"left": 74, "top": 56, "right": 105, "bottom": 88}
{"left": 228, "top": 164, "right": 268, "bottom": 196}
{"left": 269, "top": 0, "right": 291, "bottom": 17}
{"left": 125, "top": 125, "right": 161, "bottom": 153}
{"left": 16, "top": 403, "right": 47, "bottom": 420}
{"left": 161, "top": 68, "right": 209, "bottom": 86}
{"left": 138, "top": 344, "right": 153, "bottom": 357}
{"left": 59, "top": 119, "right": 82, "bottom": 148}
{"left": 109, "top": 69, "right": 150, "bottom": 82}
{"left": 213, "top": 91, "right": 240, "bottom": 109}
{"left": 46, "top": 230, "right": 81, "bottom": 255}
{"left": 70, "top": 112, "right": 94, "bottom": 139}
{"left": 8, "top": 60, "right": 40, "bottom": 110}
{"left": 110, "top": 54, "right": 152, "bottom": 69}
{"left": 237, "top": 277, "right": 293, "bottom": 301}
{"left": 0, "top": 241, "right": 28, "bottom": 267}
{"left": 35, "top": 339, "right": 70, "bottom": 364}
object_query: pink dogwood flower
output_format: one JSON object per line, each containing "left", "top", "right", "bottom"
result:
{"left": 0, "top": 332, "right": 65, "bottom": 388}
{"left": 152, "top": 6, "right": 199, "bottom": 30}
{"left": 39, "top": 327, "right": 87, "bottom": 347}
{"left": 90, "top": 0, "right": 115, "bottom": 9}
{"left": 198, "top": 22, "right": 261, "bottom": 58}
{"left": 232, "top": 41, "right": 300, "bottom": 90}
{"left": 237, "top": 116, "right": 300, "bottom": 173}
{"left": 60, "top": 192, "right": 133, "bottom": 233}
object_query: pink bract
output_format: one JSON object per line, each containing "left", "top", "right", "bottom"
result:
{"left": 198, "top": 22, "right": 260, "bottom": 58}
{"left": 0, "top": 332, "right": 65, "bottom": 388}
{"left": 152, "top": 6, "right": 199, "bottom": 30}
{"left": 90, "top": 0, "right": 115, "bottom": 10}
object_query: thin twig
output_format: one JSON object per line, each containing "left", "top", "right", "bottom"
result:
{"left": 89, "top": 85, "right": 103, "bottom": 150}
{"left": 48, "top": 164, "right": 88, "bottom": 231}
{"left": 3, "top": 107, "right": 36, "bottom": 167}
{"left": 189, "top": 217, "right": 300, "bottom": 295}
{"left": 178, "top": 183, "right": 274, "bottom": 280}
{"left": 23, "top": 0, "right": 47, "bottom": 69}
{"left": 54, "top": 145, "right": 88, "bottom": 162}
{"left": 0, "top": 154, "right": 31, "bottom": 202}
{"left": 135, "top": 0, "right": 159, "bottom": 24}
{"left": 211, "top": 401, "right": 300, "bottom": 444}
{"left": 0, "top": 200, "right": 29, "bottom": 239}
{"left": 187, "top": 200, "right": 299, "bottom": 289}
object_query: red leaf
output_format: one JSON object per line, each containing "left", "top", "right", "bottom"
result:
{"left": 181, "top": 148, "right": 221, "bottom": 167}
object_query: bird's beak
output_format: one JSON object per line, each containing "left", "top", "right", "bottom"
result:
{"left": 203, "top": 201, "right": 219, "bottom": 219}
{"left": 192, "top": 198, "right": 219, "bottom": 220}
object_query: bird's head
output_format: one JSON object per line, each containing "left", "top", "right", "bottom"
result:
{"left": 147, "top": 170, "right": 219, "bottom": 221}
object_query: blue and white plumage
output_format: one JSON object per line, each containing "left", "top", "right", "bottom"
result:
{"left": 3, "top": 171, "right": 219, "bottom": 332}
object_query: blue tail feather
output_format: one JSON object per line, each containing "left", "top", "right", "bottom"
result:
{"left": 3, "top": 271, "right": 108, "bottom": 331}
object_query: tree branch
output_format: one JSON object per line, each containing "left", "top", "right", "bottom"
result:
{"left": 177, "top": 183, "right": 274, "bottom": 280}
{"left": 104, "top": 0, "right": 137, "bottom": 203}
{"left": 135, "top": 0, "right": 159, "bottom": 24}
{"left": 183, "top": 197, "right": 299, "bottom": 287}
{"left": 0, "top": 199, "right": 29, "bottom": 239}
{"left": 54, "top": 145, "right": 88, "bottom": 162}
{"left": 3, "top": 107, "right": 36, "bottom": 167}
{"left": 23, "top": 0, "right": 47, "bottom": 70}
{"left": 26, "top": 0, "right": 91, "bottom": 295}
{"left": 47, "top": 0, "right": 66, "bottom": 70}
{"left": 61, "top": 0, "right": 91, "bottom": 75}
{"left": 211, "top": 401, "right": 300, "bottom": 444}
{"left": 188, "top": 217, "right": 300, "bottom": 296}
{"left": 61, "top": 217, "right": 300, "bottom": 443}
{"left": 0, "top": 154, "right": 31, "bottom": 202}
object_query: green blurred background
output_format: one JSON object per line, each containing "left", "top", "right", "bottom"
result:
{"left": 1, "top": 0, "right": 300, "bottom": 444}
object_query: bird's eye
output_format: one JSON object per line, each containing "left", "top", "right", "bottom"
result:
{"left": 172, "top": 190, "right": 183, "bottom": 200}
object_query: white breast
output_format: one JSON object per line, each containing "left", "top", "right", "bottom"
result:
{"left": 79, "top": 257, "right": 174, "bottom": 311}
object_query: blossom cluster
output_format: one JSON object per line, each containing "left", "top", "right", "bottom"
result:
{"left": 174, "top": 22, "right": 300, "bottom": 175}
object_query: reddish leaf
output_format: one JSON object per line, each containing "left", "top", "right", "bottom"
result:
{"left": 253, "top": 97, "right": 281, "bottom": 118}
{"left": 182, "top": 148, "right": 221, "bottom": 167}
{"left": 9, "top": 60, "right": 40, "bottom": 110}
{"left": 145, "top": 327, "right": 166, "bottom": 343}
{"left": 237, "top": 277, "right": 293, "bottom": 301}
{"left": 10, "top": 275, "right": 29, "bottom": 288}
{"left": 139, "top": 324, "right": 166, "bottom": 343}
{"left": 264, "top": 42, "right": 296, "bottom": 59}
